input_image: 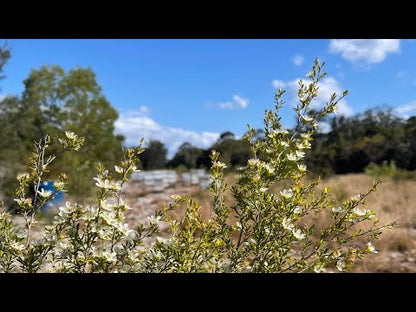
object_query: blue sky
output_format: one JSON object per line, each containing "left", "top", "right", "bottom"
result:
{"left": 1, "top": 39, "right": 415, "bottom": 157}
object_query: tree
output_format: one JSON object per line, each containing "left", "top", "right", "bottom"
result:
{"left": 168, "top": 142, "right": 204, "bottom": 169}
{"left": 140, "top": 140, "right": 167, "bottom": 170}
{"left": 19, "top": 65, "right": 124, "bottom": 198}
{"left": 0, "top": 42, "right": 11, "bottom": 86}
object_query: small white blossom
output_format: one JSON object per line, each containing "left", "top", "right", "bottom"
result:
{"left": 93, "top": 177, "right": 121, "bottom": 190}
{"left": 102, "top": 251, "right": 117, "bottom": 262}
{"left": 280, "top": 189, "right": 293, "bottom": 199}
{"left": 280, "top": 141, "right": 289, "bottom": 148}
{"left": 214, "top": 161, "right": 227, "bottom": 169}
{"left": 37, "top": 189, "right": 52, "bottom": 198}
{"left": 292, "top": 228, "right": 305, "bottom": 240}
{"left": 353, "top": 208, "right": 367, "bottom": 216}
{"left": 336, "top": 258, "right": 346, "bottom": 272}
{"left": 114, "top": 165, "right": 124, "bottom": 174}
{"left": 293, "top": 206, "right": 301, "bottom": 214}
{"left": 148, "top": 215, "right": 162, "bottom": 226}
{"left": 366, "top": 242, "right": 378, "bottom": 254}
{"left": 282, "top": 217, "right": 294, "bottom": 231}
{"left": 259, "top": 187, "right": 268, "bottom": 193}
{"left": 170, "top": 195, "right": 182, "bottom": 201}
{"left": 351, "top": 194, "right": 361, "bottom": 201}
{"left": 297, "top": 164, "right": 307, "bottom": 172}
{"left": 332, "top": 206, "right": 344, "bottom": 214}
{"left": 53, "top": 181, "right": 65, "bottom": 190}
{"left": 303, "top": 115, "right": 313, "bottom": 122}
{"left": 262, "top": 162, "right": 275, "bottom": 174}
{"left": 65, "top": 131, "right": 77, "bottom": 140}
{"left": 287, "top": 153, "right": 298, "bottom": 161}
{"left": 17, "top": 172, "right": 30, "bottom": 181}
{"left": 10, "top": 241, "right": 25, "bottom": 251}
{"left": 295, "top": 150, "right": 305, "bottom": 159}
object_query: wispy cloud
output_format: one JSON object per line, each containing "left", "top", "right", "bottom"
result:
{"left": 115, "top": 111, "right": 219, "bottom": 158}
{"left": 393, "top": 101, "right": 416, "bottom": 119}
{"left": 212, "top": 94, "right": 249, "bottom": 110}
{"left": 271, "top": 76, "right": 353, "bottom": 117}
{"left": 329, "top": 39, "right": 400, "bottom": 66}
{"left": 291, "top": 54, "right": 304, "bottom": 66}
{"left": 138, "top": 105, "right": 151, "bottom": 115}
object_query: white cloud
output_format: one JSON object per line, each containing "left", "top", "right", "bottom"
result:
{"left": 329, "top": 39, "right": 400, "bottom": 65}
{"left": 115, "top": 112, "right": 219, "bottom": 158}
{"left": 217, "top": 94, "right": 249, "bottom": 110}
{"left": 291, "top": 54, "right": 304, "bottom": 66}
{"left": 138, "top": 105, "right": 151, "bottom": 115}
{"left": 271, "top": 76, "right": 353, "bottom": 117}
{"left": 271, "top": 79, "right": 287, "bottom": 89}
{"left": 393, "top": 101, "right": 416, "bottom": 119}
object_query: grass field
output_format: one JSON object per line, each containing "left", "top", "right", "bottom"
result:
{"left": 186, "top": 173, "right": 416, "bottom": 272}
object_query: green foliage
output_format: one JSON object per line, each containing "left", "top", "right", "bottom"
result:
{"left": 365, "top": 160, "right": 416, "bottom": 180}
{"left": 0, "top": 64, "right": 124, "bottom": 201}
{"left": 307, "top": 107, "right": 416, "bottom": 175}
{"left": 167, "top": 142, "right": 204, "bottom": 169}
{"left": 0, "top": 42, "right": 11, "bottom": 85}
{"left": 0, "top": 59, "right": 394, "bottom": 273}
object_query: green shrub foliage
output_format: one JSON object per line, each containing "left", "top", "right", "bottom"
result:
{"left": 0, "top": 59, "right": 394, "bottom": 272}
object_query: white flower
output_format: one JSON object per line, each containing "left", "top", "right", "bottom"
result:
{"left": 297, "top": 164, "right": 307, "bottom": 172}
{"left": 262, "top": 162, "right": 275, "bottom": 174}
{"left": 214, "top": 161, "right": 227, "bottom": 169}
{"left": 93, "top": 177, "right": 121, "bottom": 190}
{"left": 295, "top": 150, "right": 305, "bottom": 159}
{"left": 303, "top": 115, "right": 313, "bottom": 122}
{"left": 148, "top": 215, "right": 162, "bottom": 226}
{"left": 248, "top": 159, "right": 260, "bottom": 166}
{"left": 259, "top": 187, "right": 268, "bottom": 193}
{"left": 10, "top": 241, "right": 25, "bottom": 251}
{"left": 53, "top": 181, "right": 65, "bottom": 190}
{"left": 170, "top": 195, "right": 182, "bottom": 201}
{"left": 353, "top": 208, "right": 367, "bottom": 216}
{"left": 293, "top": 206, "right": 301, "bottom": 214}
{"left": 336, "top": 258, "right": 346, "bottom": 272}
{"left": 366, "top": 242, "right": 378, "bottom": 254}
{"left": 102, "top": 251, "right": 117, "bottom": 262}
{"left": 301, "top": 133, "right": 311, "bottom": 140}
{"left": 65, "top": 131, "right": 77, "bottom": 140}
{"left": 287, "top": 153, "right": 298, "bottom": 161}
{"left": 17, "top": 172, "right": 30, "bottom": 182}
{"left": 332, "top": 206, "right": 343, "bottom": 214}
{"left": 37, "top": 189, "right": 52, "bottom": 198}
{"left": 280, "top": 141, "right": 289, "bottom": 148}
{"left": 292, "top": 228, "right": 305, "bottom": 240}
{"left": 114, "top": 165, "right": 124, "bottom": 174}
{"left": 282, "top": 217, "right": 294, "bottom": 231}
{"left": 280, "top": 189, "right": 293, "bottom": 199}
{"left": 351, "top": 194, "right": 361, "bottom": 201}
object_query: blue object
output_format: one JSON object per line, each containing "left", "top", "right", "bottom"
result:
{"left": 39, "top": 180, "right": 65, "bottom": 214}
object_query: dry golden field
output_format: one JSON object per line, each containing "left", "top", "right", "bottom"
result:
{"left": 115, "top": 172, "right": 416, "bottom": 272}
{"left": 187, "top": 173, "right": 416, "bottom": 272}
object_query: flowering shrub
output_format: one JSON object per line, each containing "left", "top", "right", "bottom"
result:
{"left": 0, "top": 59, "right": 395, "bottom": 272}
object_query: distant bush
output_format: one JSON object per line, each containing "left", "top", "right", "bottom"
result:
{"left": 0, "top": 59, "right": 394, "bottom": 273}
{"left": 365, "top": 160, "right": 416, "bottom": 180}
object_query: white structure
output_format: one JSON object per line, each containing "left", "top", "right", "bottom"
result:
{"left": 130, "top": 169, "right": 211, "bottom": 192}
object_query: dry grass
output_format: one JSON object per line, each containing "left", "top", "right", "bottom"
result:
{"left": 186, "top": 173, "right": 416, "bottom": 272}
